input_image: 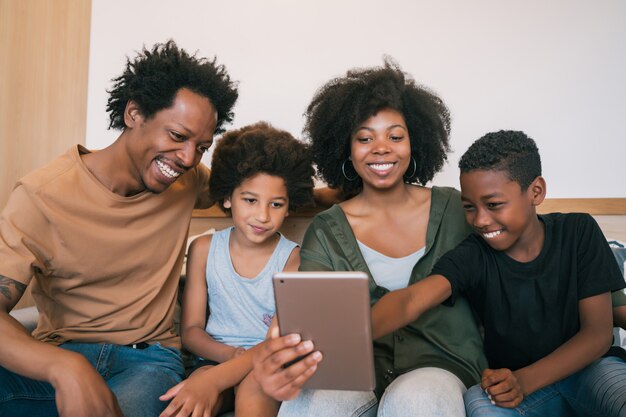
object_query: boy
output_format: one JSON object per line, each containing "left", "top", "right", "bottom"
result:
{"left": 371, "top": 130, "right": 626, "bottom": 416}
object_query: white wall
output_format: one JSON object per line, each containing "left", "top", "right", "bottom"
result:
{"left": 87, "top": 0, "right": 626, "bottom": 197}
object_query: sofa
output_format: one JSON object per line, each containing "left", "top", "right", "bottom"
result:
{"left": 8, "top": 237, "right": 626, "bottom": 417}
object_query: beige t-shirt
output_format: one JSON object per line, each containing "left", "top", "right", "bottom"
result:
{"left": 0, "top": 145, "right": 210, "bottom": 348}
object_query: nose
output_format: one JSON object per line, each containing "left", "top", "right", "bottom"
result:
{"left": 372, "top": 137, "right": 391, "bottom": 154}
{"left": 472, "top": 208, "right": 491, "bottom": 229}
{"left": 176, "top": 142, "right": 200, "bottom": 169}
{"left": 256, "top": 205, "right": 270, "bottom": 223}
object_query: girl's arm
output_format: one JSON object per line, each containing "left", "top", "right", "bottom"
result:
{"left": 283, "top": 247, "right": 301, "bottom": 272}
{"left": 160, "top": 343, "right": 264, "bottom": 417}
{"left": 182, "top": 236, "right": 241, "bottom": 363}
{"left": 484, "top": 292, "right": 614, "bottom": 408}
{"left": 370, "top": 274, "right": 452, "bottom": 340}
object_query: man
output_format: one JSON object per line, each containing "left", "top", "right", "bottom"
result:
{"left": 0, "top": 40, "right": 238, "bottom": 417}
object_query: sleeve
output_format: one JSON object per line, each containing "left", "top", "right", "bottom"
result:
{"left": 0, "top": 185, "right": 50, "bottom": 284}
{"left": 193, "top": 163, "right": 213, "bottom": 209}
{"left": 298, "top": 217, "right": 335, "bottom": 271}
{"left": 612, "top": 291, "right": 626, "bottom": 308}
{"left": 430, "top": 235, "right": 484, "bottom": 305}
{"left": 576, "top": 214, "right": 626, "bottom": 299}
{"left": 611, "top": 247, "right": 626, "bottom": 307}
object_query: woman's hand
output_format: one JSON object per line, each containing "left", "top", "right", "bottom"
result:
{"left": 252, "top": 330, "right": 322, "bottom": 401}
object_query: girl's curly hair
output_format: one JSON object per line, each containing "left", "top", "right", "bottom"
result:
{"left": 209, "top": 122, "right": 315, "bottom": 212}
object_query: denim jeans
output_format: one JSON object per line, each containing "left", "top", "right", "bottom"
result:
{"left": 278, "top": 367, "right": 466, "bottom": 417}
{"left": 0, "top": 342, "right": 185, "bottom": 417}
{"left": 464, "top": 356, "right": 626, "bottom": 417}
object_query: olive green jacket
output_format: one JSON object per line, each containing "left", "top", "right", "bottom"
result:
{"left": 299, "top": 186, "right": 488, "bottom": 397}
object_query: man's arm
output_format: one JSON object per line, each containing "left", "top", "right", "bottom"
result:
{"left": 0, "top": 275, "right": 122, "bottom": 417}
{"left": 484, "top": 292, "right": 614, "bottom": 408}
{"left": 371, "top": 274, "right": 452, "bottom": 340}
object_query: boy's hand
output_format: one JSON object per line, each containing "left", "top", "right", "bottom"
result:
{"left": 480, "top": 368, "right": 524, "bottom": 408}
{"left": 158, "top": 366, "right": 220, "bottom": 417}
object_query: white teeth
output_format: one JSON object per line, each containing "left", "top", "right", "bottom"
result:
{"left": 482, "top": 230, "right": 502, "bottom": 239}
{"left": 156, "top": 160, "right": 180, "bottom": 179}
{"left": 369, "top": 163, "right": 394, "bottom": 171}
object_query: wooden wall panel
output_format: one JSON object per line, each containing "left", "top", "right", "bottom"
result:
{"left": 0, "top": 0, "right": 91, "bottom": 209}
{"left": 1, "top": 0, "right": 92, "bottom": 309}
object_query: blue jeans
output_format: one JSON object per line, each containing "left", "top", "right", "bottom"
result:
{"left": 0, "top": 342, "right": 185, "bottom": 417}
{"left": 464, "top": 356, "right": 626, "bottom": 417}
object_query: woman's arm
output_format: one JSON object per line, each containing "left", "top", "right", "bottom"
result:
{"left": 484, "top": 292, "right": 614, "bottom": 408}
{"left": 371, "top": 274, "right": 452, "bottom": 340}
{"left": 181, "top": 236, "right": 241, "bottom": 363}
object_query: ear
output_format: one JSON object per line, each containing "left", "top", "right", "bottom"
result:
{"left": 223, "top": 198, "right": 232, "bottom": 209}
{"left": 527, "top": 176, "right": 547, "bottom": 206}
{"left": 123, "top": 100, "right": 143, "bottom": 128}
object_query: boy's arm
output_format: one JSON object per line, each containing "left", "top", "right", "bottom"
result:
{"left": 485, "top": 292, "right": 613, "bottom": 407}
{"left": 181, "top": 236, "right": 242, "bottom": 363}
{"left": 371, "top": 274, "right": 452, "bottom": 340}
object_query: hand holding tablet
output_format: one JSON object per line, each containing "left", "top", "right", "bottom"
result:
{"left": 272, "top": 271, "right": 375, "bottom": 391}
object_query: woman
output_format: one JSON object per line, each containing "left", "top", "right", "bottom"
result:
{"left": 255, "top": 60, "right": 487, "bottom": 417}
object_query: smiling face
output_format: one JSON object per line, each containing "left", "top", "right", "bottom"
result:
{"left": 125, "top": 88, "right": 217, "bottom": 194}
{"left": 460, "top": 169, "right": 545, "bottom": 258}
{"left": 349, "top": 108, "right": 412, "bottom": 192}
{"left": 224, "top": 173, "right": 290, "bottom": 246}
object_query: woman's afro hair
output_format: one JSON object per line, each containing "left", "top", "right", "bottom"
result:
{"left": 304, "top": 58, "right": 451, "bottom": 194}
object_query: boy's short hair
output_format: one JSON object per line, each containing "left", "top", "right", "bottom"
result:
{"left": 209, "top": 122, "right": 315, "bottom": 212}
{"left": 459, "top": 130, "right": 542, "bottom": 191}
{"left": 106, "top": 40, "right": 238, "bottom": 134}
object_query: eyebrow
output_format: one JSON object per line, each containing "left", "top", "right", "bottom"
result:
{"left": 239, "top": 191, "right": 287, "bottom": 201}
{"left": 461, "top": 192, "right": 503, "bottom": 201}
{"left": 172, "top": 123, "right": 214, "bottom": 145}
{"left": 172, "top": 122, "right": 195, "bottom": 136}
{"left": 354, "top": 124, "right": 407, "bottom": 133}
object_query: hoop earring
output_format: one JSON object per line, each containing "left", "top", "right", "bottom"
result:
{"left": 403, "top": 156, "right": 417, "bottom": 181}
{"left": 341, "top": 159, "right": 358, "bottom": 181}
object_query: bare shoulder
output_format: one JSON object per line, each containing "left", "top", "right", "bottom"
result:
{"left": 188, "top": 234, "right": 213, "bottom": 261}
{"left": 283, "top": 246, "right": 301, "bottom": 272}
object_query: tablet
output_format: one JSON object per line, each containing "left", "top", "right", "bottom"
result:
{"left": 272, "top": 271, "right": 375, "bottom": 391}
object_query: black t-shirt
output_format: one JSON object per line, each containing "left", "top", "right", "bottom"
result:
{"left": 432, "top": 213, "right": 624, "bottom": 371}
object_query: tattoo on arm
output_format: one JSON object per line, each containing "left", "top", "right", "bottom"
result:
{"left": 0, "top": 275, "right": 27, "bottom": 301}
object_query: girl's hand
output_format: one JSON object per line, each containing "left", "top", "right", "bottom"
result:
{"left": 159, "top": 366, "right": 221, "bottom": 417}
{"left": 231, "top": 346, "right": 246, "bottom": 359}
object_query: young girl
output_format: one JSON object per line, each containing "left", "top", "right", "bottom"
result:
{"left": 177, "top": 122, "right": 314, "bottom": 416}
